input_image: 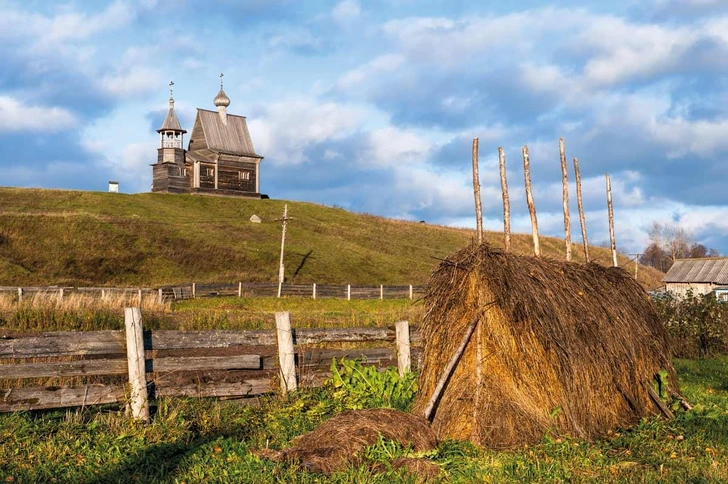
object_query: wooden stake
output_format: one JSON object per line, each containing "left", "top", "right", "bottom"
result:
{"left": 124, "top": 307, "right": 149, "bottom": 422}
{"left": 522, "top": 146, "right": 541, "bottom": 257}
{"left": 498, "top": 146, "right": 511, "bottom": 252}
{"left": 573, "top": 157, "right": 590, "bottom": 262}
{"left": 395, "top": 320, "right": 411, "bottom": 377}
{"left": 275, "top": 311, "right": 297, "bottom": 394}
{"left": 559, "top": 138, "right": 572, "bottom": 261}
{"left": 277, "top": 204, "right": 289, "bottom": 298}
{"left": 606, "top": 173, "right": 618, "bottom": 267}
{"left": 471, "top": 138, "right": 483, "bottom": 244}
{"left": 423, "top": 317, "right": 479, "bottom": 421}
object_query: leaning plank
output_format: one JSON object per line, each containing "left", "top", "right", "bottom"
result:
{"left": 0, "top": 331, "right": 125, "bottom": 358}
{"left": 150, "top": 355, "right": 261, "bottom": 373}
{"left": 0, "top": 358, "right": 127, "bottom": 380}
{"left": 0, "top": 384, "right": 125, "bottom": 412}
{"left": 155, "top": 379, "right": 272, "bottom": 398}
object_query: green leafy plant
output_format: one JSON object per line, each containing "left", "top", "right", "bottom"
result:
{"left": 326, "top": 357, "right": 418, "bottom": 412}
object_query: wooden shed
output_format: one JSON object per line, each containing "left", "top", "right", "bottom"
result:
{"left": 663, "top": 258, "right": 728, "bottom": 298}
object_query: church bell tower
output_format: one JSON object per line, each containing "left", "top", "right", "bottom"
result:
{"left": 152, "top": 81, "right": 189, "bottom": 193}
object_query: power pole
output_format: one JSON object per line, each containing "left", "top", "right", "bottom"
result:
{"left": 276, "top": 204, "right": 291, "bottom": 298}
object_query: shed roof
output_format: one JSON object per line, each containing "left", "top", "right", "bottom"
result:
{"left": 196, "top": 109, "right": 262, "bottom": 158}
{"left": 663, "top": 258, "right": 728, "bottom": 284}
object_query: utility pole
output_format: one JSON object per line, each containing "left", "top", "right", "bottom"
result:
{"left": 276, "top": 204, "right": 291, "bottom": 298}
{"left": 630, "top": 253, "right": 642, "bottom": 280}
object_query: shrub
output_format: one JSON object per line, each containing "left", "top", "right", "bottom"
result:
{"left": 654, "top": 291, "right": 728, "bottom": 358}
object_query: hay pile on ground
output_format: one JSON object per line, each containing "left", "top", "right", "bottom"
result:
{"left": 412, "top": 243, "right": 679, "bottom": 449}
{"left": 253, "top": 408, "right": 437, "bottom": 474}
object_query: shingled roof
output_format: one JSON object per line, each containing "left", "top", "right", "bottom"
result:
{"left": 663, "top": 258, "right": 728, "bottom": 284}
{"left": 196, "top": 109, "right": 261, "bottom": 157}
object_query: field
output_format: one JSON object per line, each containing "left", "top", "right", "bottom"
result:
{"left": 0, "top": 188, "right": 664, "bottom": 289}
{"left": 0, "top": 356, "right": 726, "bottom": 483}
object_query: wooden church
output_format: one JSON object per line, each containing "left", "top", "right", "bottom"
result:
{"left": 151, "top": 79, "right": 264, "bottom": 197}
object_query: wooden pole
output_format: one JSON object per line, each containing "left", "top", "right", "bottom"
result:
{"left": 409, "top": 285, "right": 413, "bottom": 300}
{"left": 573, "top": 157, "right": 590, "bottom": 262}
{"left": 158, "top": 288, "right": 163, "bottom": 305}
{"left": 238, "top": 282, "right": 242, "bottom": 298}
{"left": 347, "top": 284, "right": 351, "bottom": 301}
{"left": 192, "top": 282, "right": 196, "bottom": 299}
{"left": 423, "top": 317, "right": 479, "bottom": 421}
{"left": 559, "top": 138, "right": 572, "bottom": 261}
{"left": 522, "top": 145, "right": 541, "bottom": 257}
{"left": 471, "top": 138, "right": 483, "bottom": 244}
{"left": 395, "top": 320, "right": 411, "bottom": 377}
{"left": 58, "top": 288, "right": 64, "bottom": 302}
{"left": 17, "top": 287, "right": 22, "bottom": 302}
{"left": 312, "top": 283, "right": 316, "bottom": 300}
{"left": 380, "top": 284, "right": 383, "bottom": 300}
{"left": 275, "top": 311, "right": 297, "bottom": 394}
{"left": 498, "top": 146, "right": 511, "bottom": 252}
{"left": 277, "top": 204, "right": 289, "bottom": 298}
{"left": 137, "top": 288, "right": 142, "bottom": 306}
{"left": 124, "top": 307, "right": 149, "bottom": 422}
{"left": 606, "top": 173, "right": 618, "bottom": 267}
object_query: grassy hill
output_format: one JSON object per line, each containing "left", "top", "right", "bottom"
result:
{"left": 0, "top": 187, "right": 664, "bottom": 288}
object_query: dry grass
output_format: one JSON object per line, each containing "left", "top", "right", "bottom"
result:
{"left": 0, "top": 291, "right": 167, "bottom": 313}
{"left": 413, "top": 243, "right": 678, "bottom": 449}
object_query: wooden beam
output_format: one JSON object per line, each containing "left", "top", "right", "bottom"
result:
{"left": 275, "top": 312, "right": 297, "bottom": 394}
{"left": 395, "top": 320, "right": 411, "bottom": 377}
{"left": 522, "top": 145, "right": 541, "bottom": 257}
{"left": 471, "top": 138, "right": 483, "bottom": 244}
{"left": 559, "top": 138, "right": 572, "bottom": 261}
{"left": 125, "top": 307, "right": 149, "bottom": 422}
{"left": 498, "top": 146, "right": 511, "bottom": 252}
{"left": 606, "top": 173, "right": 618, "bottom": 267}
{"left": 573, "top": 157, "right": 590, "bottom": 262}
{"left": 0, "top": 385, "right": 124, "bottom": 413}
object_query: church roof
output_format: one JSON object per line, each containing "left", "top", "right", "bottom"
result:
{"left": 195, "top": 108, "right": 262, "bottom": 158}
{"left": 157, "top": 98, "right": 186, "bottom": 133}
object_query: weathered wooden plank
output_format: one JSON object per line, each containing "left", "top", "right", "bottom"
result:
{"left": 0, "top": 358, "right": 127, "bottom": 380}
{"left": 0, "top": 385, "right": 125, "bottom": 412}
{"left": 0, "top": 331, "right": 124, "bottom": 358}
{"left": 151, "top": 355, "right": 261, "bottom": 372}
{"left": 155, "top": 379, "right": 271, "bottom": 398}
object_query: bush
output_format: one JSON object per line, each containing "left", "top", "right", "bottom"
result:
{"left": 653, "top": 291, "right": 728, "bottom": 358}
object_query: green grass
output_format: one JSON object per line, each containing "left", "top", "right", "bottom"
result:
{"left": 0, "top": 187, "right": 665, "bottom": 288}
{"left": 1, "top": 357, "right": 727, "bottom": 483}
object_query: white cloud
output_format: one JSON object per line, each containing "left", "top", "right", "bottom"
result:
{"left": 332, "top": 0, "right": 361, "bottom": 23}
{"left": 0, "top": 96, "right": 77, "bottom": 132}
{"left": 336, "top": 54, "right": 406, "bottom": 91}
{"left": 247, "top": 99, "right": 368, "bottom": 165}
{"left": 366, "top": 126, "right": 432, "bottom": 167}
{"left": 100, "top": 67, "right": 165, "bottom": 98}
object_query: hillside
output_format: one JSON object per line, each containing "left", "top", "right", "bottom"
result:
{"left": 0, "top": 188, "right": 664, "bottom": 288}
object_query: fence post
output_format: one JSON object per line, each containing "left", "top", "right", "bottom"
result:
{"left": 380, "top": 285, "right": 383, "bottom": 300}
{"left": 275, "top": 311, "right": 297, "bottom": 394}
{"left": 395, "top": 320, "right": 411, "bottom": 377}
{"left": 58, "top": 288, "right": 64, "bottom": 302}
{"left": 347, "top": 284, "right": 351, "bottom": 301}
{"left": 312, "top": 283, "right": 316, "bottom": 300}
{"left": 124, "top": 307, "right": 150, "bottom": 422}
{"left": 101, "top": 289, "right": 106, "bottom": 300}
{"left": 238, "top": 282, "right": 242, "bottom": 298}
{"left": 17, "top": 287, "right": 22, "bottom": 302}
{"left": 192, "top": 282, "right": 196, "bottom": 299}
{"left": 137, "top": 289, "right": 142, "bottom": 306}
{"left": 409, "top": 285, "right": 413, "bottom": 300}
{"left": 158, "top": 288, "right": 163, "bottom": 304}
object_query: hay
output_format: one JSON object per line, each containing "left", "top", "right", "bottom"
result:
{"left": 412, "top": 243, "right": 679, "bottom": 449}
{"left": 253, "top": 408, "right": 436, "bottom": 474}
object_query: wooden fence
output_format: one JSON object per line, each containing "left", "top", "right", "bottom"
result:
{"left": 0, "top": 283, "right": 426, "bottom": 303}
{"left": 0, "top": 310, "right": 420, "bottom": 416}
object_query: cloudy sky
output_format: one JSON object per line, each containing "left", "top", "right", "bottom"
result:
{"left": 1, "top": 0, "right": 727, "bottom": 255}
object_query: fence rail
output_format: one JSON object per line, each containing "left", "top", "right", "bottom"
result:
{"left": 0, "top": 310, "right": 421, "bottom": 415}
{"left": 0, "top": 283, "right": 426, "bottom": 303}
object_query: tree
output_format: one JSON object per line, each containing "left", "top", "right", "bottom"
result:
{"left": 640, "top": 221, "right": 720, "bottom": 272}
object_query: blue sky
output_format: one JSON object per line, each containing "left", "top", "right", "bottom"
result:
{"left": 1, "top": 0, "right": 727, "bottom": 255}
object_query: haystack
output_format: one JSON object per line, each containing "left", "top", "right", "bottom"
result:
{"left": 412, "top": 243, "right": 679, "bottom": 449}
{"left": 254, "top": 408, "right": 437, "bottom": 474}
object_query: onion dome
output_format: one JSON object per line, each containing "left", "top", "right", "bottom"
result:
{"left": 213, "top": 88, "right": 231, "bottom": 108}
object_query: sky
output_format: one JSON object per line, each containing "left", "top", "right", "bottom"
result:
{"left": 1, "top": 0, "right": 727, "bottom": 256}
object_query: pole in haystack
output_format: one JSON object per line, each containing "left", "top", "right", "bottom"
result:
{"left": 605, "top": 173, "right": 618, "bottom": 267}
{"left": 471, "top": 138, "right": 483, "bottom": 244}
{"left": 573, "top": 157, "right": 590, "bottom": 262}
{"left": 522, "top": 145, "right": 541, "bottom": 257}
{"left": 559, "top": 138, "right": 572, "bottom": 261}
{"left": 276, "top": 204, "right": 291, "bottom": 298}
{"left": 498, "top": 146, "right": 511, "bottom": 252}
